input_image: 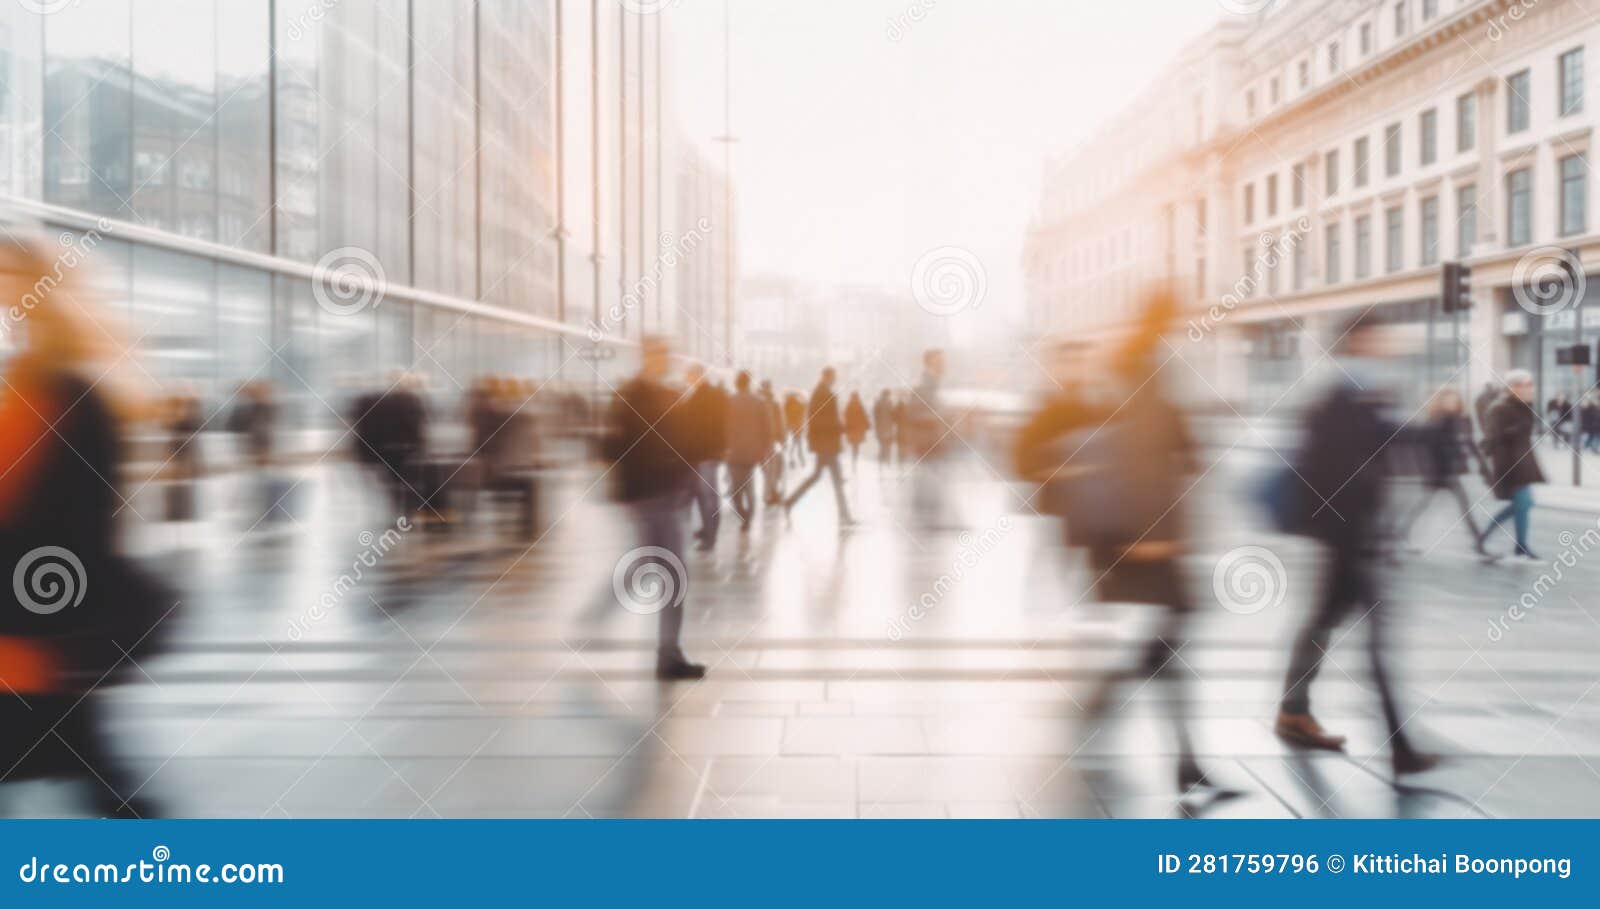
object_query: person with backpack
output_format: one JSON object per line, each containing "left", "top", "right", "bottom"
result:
{"left": 1273, "top": 313, "right": 1438, "bottom": 775}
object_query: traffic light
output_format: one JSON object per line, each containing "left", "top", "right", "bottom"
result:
{"left": 1441, "top": 261, "right": 1473, "bottom": 313}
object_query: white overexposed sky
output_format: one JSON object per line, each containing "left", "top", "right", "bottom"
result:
{"left": 667, "top": 0, "right": 1224, "bottom": 341}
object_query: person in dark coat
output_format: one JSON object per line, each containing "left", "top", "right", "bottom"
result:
{"left": 724, "top": 371, "right": 777, "bottom": 530}
{"left": 600, "top": 337, "right": 703, "bottom": 680}
{"left": 0, "top": 237, "right": 172, "bottom": 817}
{"left": 1014, "top": 298, "right": 1221, "bottom": 796}
{"left": 1547, "top": 393, "right": 1574, "bottom": 449}
{"left": 163, "top": 390, "right": 204, "bottom": 524}
{"left": 359, "top": 372, "right": 428, "bottom": 520}
{"left": 783, "top": 367, "right": 854, "bottom": 526}
{"left": 1392, "top": 387, "right": 1490, "bottom": 557}
{"left": 843, "top": 391, "right": 870, "bottom": 469}
{"left": 1275, "top": 313, "right": 1438, "bottom": 776}
{"left": 677, "top": 364, "right": 728, "bottom": 551}
{"left": 1582, "top": 392, "right": 1600, "bottom": 453}
{"left": 783, "top": 391, "right": 806, "bottom": 467}
{"left": 1482, "top": 370, "right": 1545, "bottom": 559}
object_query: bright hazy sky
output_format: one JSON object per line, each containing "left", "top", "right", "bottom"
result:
{"left": 668, "top": 0, "right": 1224, "bottom": 341}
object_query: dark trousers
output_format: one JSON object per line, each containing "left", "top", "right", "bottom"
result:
{"left": 1280, "top": 547, "right": 1407, "bottom": 747}
{"left": 630, "top": 494, "right": 688, "bottom": 662}
{"left": 785, "top": 452, "right": 851, "bottom": 521}
{"left": 1395, "top": 477, "right": 1482, "bottom": 545}
{"left": 728, "top": 462, "right": 758, "bottom": 525}
{"left": 1090, "top": 556, "right": 1198, "bottom": 769}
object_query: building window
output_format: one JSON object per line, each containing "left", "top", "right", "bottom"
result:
{"left": 1355, "top": 214, "right": 1372, "bottom": 278}
{"left": 1422, "top": 0, "right": 1437, "bottom": 20}
{"left": 1270, "top": 77, "right": 1280, "bottom": 106}
{"left": 1393, "top": 1, "right": 1407, "bottom": 37}
{"left": 1325, "top": 222, "right": 1342, "bottom": 284}
{"left": 1507, "top": 70, "right": 1530, "bottom": 133}
{"left": 1325, "top": 149, "right": 1340, "bottom": 195}
{"left": 1456, "top": 92, "right": 1476, "bottom": 152}
{"left": 1298, "top": 59, "right": 1310, "bottom": 90}
{"left": 1386, "top": 206, "right": 1404, "bottom": 272}
{"left": 1419, "top": 109, "right": 1437, "bottom": 166}
{"left": 1506, "top": 167, "right": 1532, "bottom": 246}
{"left": 1293, "top": 239, "right": 1307, "bottom": 291}
{"left": 1328, "top": 41, "right": 1341, "bottom": 72}
{"left": 1244, "top": 183, "right": 1255, "bottom": 224}
{"left": 1267, "top": 174, "right": 1278, "bottom": 217}
{"left": 1457, "top": 184, "right": 1476, "bottom": 257}
{"left": 1560, "top": 48, "right": 1584, "bottom": 116}
{"left": 1355, "top": 136, "right": 1370, "bottom": 187}
{"left": 1292, "top": 163, "right": 1305, "bottom": 208}
{"left": 1384, "top": 123, "right": 1402, "bottom": 177}
{"left": 1561, "top": 153, "right": 1587, "bottom": 236}
{"left": 1420, "top": 195, "right": 1439, "bottom": 266}
{"left": 1360, "top": 22, "right": 1373, "bottom": 56}
{"left": 1246, "top": 89, "right": 1257, "bottom": 119}
{"left": 1243, "top": 248, "right": 1256, "bottom": 298}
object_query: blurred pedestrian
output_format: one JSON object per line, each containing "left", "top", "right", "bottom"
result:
{"left": 227, "top": 380, "right": 281, "bottom": 525}
{"left": 678, "top": 363, "right": 727, "bottom": 552}
{"left": 1274, "top": 313, "right": 1438, "bottom": 775}
{"left": 759, "top": 380, "right": 786, "bottom": 505}
{"left": 1547, "top": 393, "right": 1574, "bottom": 449}
{"left": 784, "top": 366, "right": 855, "bottom": 527}
{"left": 600, "top": 337, "right": 704, "bottom": 680}
{"left": 1582, "top": 392, "right": 1600, "bottom": 453}
{"left": 725, "top": 371, "right": 775, "bottom": 531}
{"left": 162, "top": 388, "right": 204, "bottom": 525}
{"left": 1392, "top": 387, "right": 1490, "bottom": 559}
{"left": 905, "top": 349, "right": 949, "bottom": 527}
{"left": 1014, "top": 296, "right": 1221, "bottom": 795}
{"left": 1482, "top": 370, "right": 1544, "bottom": 560}
{"left": 844, "top": 390, "right": 870, "bottom": 470}
{"left": 783, "top": 391, "right": 806, "bottom": 468}
{"left": 872, "top": 389, "right": 897, "bottom": 468}
{"left": 0, "top": 234, "right": 172, "bottom": 817}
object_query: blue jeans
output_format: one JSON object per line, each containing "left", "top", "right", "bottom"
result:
{"left": 688, "top": 461, "right": 721, "bottom": 542}
{"left": 1487, "top": 485, "right": 1535, "bottom": 553}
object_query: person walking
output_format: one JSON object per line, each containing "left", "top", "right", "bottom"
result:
{"left": 1013, "top": 297, "right": 1221, "bottom": 796}
{"left": 1392, "top": 387, "right": 1491, "bottom": 558}
{"left": 905, "top": 350, "right": 948, "bottom": 527}
{"left": 783, "top": 391, "right": 807, "bottom": 468}
{"left": 1274, "top": 313, "right": 1438, "bottom": 776}
{"left": 784, "top": 367, "right": 855, "bottom": 526}
{"left": 1481, "top": 370, "right": 1545, "bottom": 560}
{"left": 0, "top": 234, "right": 173, "bottom": 817}
{"left": 759, "top": 380, "right": 786, "bottom": 505}
{"left": 872, "top": 389, "right": 897, "bottom": 468}
{"left": 1582, "top": 392, "right": 1600, "bottom": 453}
{"left": 844, "top": 391, "right": 870, "bottom": 471}
{"left": 600, "top": 337, "right": 704, "bottom": 680}
{"left": 1548, "top": 393, "right": 1574, "bottom": 449}
{"left": 724, "top": 371, "right": 776, "bottom": 531}
{"left": 678, "top": 364, "right": 728, "bottom": 552}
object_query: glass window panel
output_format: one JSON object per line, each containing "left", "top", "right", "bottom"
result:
{"left": 44, "top": 0, "right": 133, "bottom": 216}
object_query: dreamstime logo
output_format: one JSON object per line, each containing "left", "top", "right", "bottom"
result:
{"left": 1211, "top": 545, "right": 1287, "bottom": 616}
{"left": 619, "top": 0, "right": 683, "bottom": 14}
{"left": 1512, "top": 246, "right": 1585, "bottom": 316}
{"left": 1488, "top": 518, "right": 1600, "bottom": 642}
{"left": 612, "top": 546, "right": 688, "bottom": 616}
{"left": 886, "top": 0, "right": 937, "bottom": 41}
{"left": 887, "top": 517, "right": 1012, "bottom": 640}
{"left": 313, "top": 246, "right": 387, "bottom": 317}
{"left": 1187, "top": 218, "right": 1310, "bottom": 341}
{"left": 911, "top": 246, "right": 987, "bottom": 317}
{"left": 13, "top": 546, "right": 88, "bottom": 616}
{"left": 287, "top": 517, "right": 412, "bottom": 640}
{"left": 284, "top": 0, "right": 340, "bottom": 42}
{"left": 587, "top": 218, "right": 712, "bottom": 342}
{"left": 1487, "top": 0, "right": 1540, "bottom": 41}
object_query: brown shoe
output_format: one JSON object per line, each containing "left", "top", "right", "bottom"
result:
{"left": 1274, "top": 712, "right": 1347, "bottom": 751}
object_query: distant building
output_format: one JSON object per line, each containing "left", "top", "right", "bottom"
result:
{"left": 1027, "top": 0, "right": 1600, "bottom": 410}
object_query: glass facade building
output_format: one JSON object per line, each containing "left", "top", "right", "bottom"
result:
{"left": 0, "top": 0, "right": 733, "bottom": 435}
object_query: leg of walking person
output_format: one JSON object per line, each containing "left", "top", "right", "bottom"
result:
{"left": 728, "top": 463, "right": 754, "bottom": 528}
{"left": 1512, "top": 484, "right": 1534, "bottom": 555}
{"left": 784, "top": 458, "right": 827, "bottom": 510}
{"left": 635, "top": 495, "right": 701, "bottom": 678}
{"left": 824, "top": 454, "right": 854, "bottom": 524}
{"left": 1443, "top": 478, "right": 1485, "bottom": 548}
{"left": 1392, "top": 487, "right": 1437, "bottom": 545}
{"left": 1277, "top": 548, "right": 1359, "bottom": 749}
{"left": 690, "top": 460, "right": 720, "bottom": 547}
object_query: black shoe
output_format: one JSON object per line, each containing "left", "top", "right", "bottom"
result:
{"left": 1177, "top": 764, "right": 1242, "bottom": 799}
{"left": 1392, "top": 748, "right": 1441, "bottom": 776}
{"left": 655, "top": 659, "right": 706, "bottom": 681}
{"left": 1514, "top": 547, "right": 1541, "bottom": 561}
